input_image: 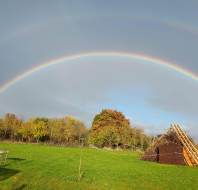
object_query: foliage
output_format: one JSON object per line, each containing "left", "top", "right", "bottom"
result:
{"left": 88, "top": 109, "right": 150, "bottom": 149}
{"left": 31, "top": 118, "right": 49, "bottom": 142}
{"left": 0, "top": 113, "right": 22, "bottom": 140}
{"left": 18, "top": 121, "right": 34, "bottom": 142}
{"left": 0, "top": 113, "right": 87, "bottom": 146}
{"left": 49, "top": 116, "right": 87, "bottom": 145}
{"left": 0, "top": 110, "right": 151, "bottom": 149}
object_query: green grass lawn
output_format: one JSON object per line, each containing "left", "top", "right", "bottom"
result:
{"left": 0, "top": 142, "right": 198, "bottom": 190}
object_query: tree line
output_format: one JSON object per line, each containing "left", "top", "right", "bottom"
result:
{"left": 0, "top": 113, "right": 87, "bottom": 146}
{"left": 0, "top": 110, "right": 151, "bottom": 150}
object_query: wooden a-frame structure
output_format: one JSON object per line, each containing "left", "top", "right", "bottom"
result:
{"left": 142, "top": 124, "right": 198, "bottom": 166}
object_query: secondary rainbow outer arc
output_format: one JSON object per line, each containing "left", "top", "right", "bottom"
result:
{"left": 0, "top": 51, "right": 197, "bottom": 94}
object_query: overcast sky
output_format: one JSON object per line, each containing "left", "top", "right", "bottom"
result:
{"left": 0, "top": 1, "right": 198, "bottom": 140}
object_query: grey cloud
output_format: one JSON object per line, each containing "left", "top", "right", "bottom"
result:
{"left": 0, "top": 57, "right": 197, "bottom": 134}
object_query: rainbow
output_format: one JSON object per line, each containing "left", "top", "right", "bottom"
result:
{"left": 0, "top": 51, "right": 197, "bottom": 94}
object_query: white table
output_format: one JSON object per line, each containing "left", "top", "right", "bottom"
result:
{"left": 0, "top": 150, "right": 8, "bottom": 165}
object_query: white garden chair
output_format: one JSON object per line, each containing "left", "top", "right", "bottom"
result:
{"left": 0, "top": 150, "right": 8, "bottom": 166}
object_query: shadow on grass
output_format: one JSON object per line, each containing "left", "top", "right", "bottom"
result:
{"left": 14, "top": 184, "right": 27, "bottom": 190}
{"left": 8, "top": 157, "right": 26, "bottom": 161}
{"left": 0, "top": 168, "right": 20, "bottom": 181}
